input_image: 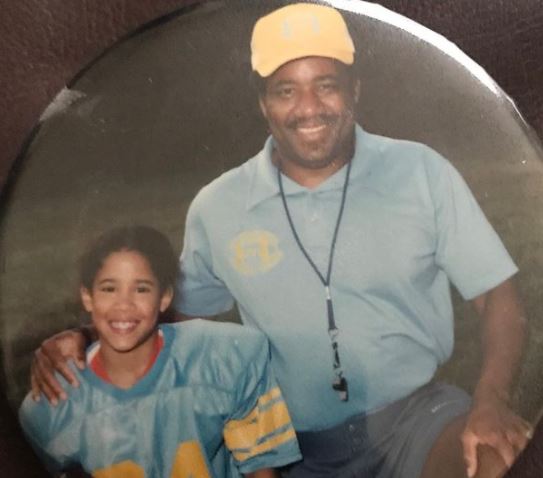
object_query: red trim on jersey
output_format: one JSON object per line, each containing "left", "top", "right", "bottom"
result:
{"left": 89, "top": 332, "right": 164, "bottom": 384}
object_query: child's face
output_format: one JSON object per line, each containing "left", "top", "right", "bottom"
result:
{"left": 80, "top": 250, "right": 173, "bottom": 354}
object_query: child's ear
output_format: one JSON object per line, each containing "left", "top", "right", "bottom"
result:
{"left": 80, "top": 287, "right": 93, "bottom": 312}
{"left": 160, "top": 287, "right": 174, "bottom": 312}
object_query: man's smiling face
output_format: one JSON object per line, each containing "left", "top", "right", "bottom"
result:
{"left": 259, "top": 56, "right": 359, "bottom": 171}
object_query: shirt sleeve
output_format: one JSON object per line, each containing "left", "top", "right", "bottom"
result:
{"left": 223, "top": 334, "right": 301, "bottom": 473}
{"left": 430, "top": 154, "right": 518, "bottom": 299}
{"left": 18, "top": 387, "right": 81, "bottom": 474}
{"left": 175, "top": 196, "right": 235, "bottom": 316}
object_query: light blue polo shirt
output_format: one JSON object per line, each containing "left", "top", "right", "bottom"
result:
{"left": 176, "top": 125, "right": 517, "bottom": 432}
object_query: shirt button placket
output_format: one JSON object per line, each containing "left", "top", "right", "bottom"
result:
{"left": 304, "top": 192, "right": 320, "bottom": 248}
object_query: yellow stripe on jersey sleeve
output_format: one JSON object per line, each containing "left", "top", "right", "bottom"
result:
{"left": 230, "top": 428, "right": 297, "bottom": 462}
{"left": 223, "top": 387, "right": 296, "bottom": 461}
{"left": 224, "top": 400, "right": 291, "bottom": 450}
{"left": 224, "top": 386, "right": 281, "bottom": 436}
{"left": 258, "top": 387, "right": 281, "bottom": 406}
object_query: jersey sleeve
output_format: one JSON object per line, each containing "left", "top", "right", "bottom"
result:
{"left": 223, "top": 333, "right": 301, "bottom": 473}
{"left": 175, "top": 195, "right": 235, "bottom": 316}
{"left": 18, "top": 382, "right": 81, "bottom": 474}
{"left": 429, "top": 153, "right": 518, "bottom": 299}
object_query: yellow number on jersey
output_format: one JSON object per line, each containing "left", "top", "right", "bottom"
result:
{"left": 92, "top": 441, "right": 211, "bottom": 478}
{"left": 170, "top": 441, "right": 211, "bottom": 478}
{"left": 93, "top": 460, "right": 145, "bottom": 478}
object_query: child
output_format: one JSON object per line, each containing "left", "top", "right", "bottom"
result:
{"left": 19, "top": 225, "right": 301, "bottom": 477}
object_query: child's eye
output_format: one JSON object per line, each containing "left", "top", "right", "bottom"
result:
{"left": 100, "top": 286, "right": 115, "bottom": 293}
{"left": 136, "top": 286, "right": 151, "bottom": 293}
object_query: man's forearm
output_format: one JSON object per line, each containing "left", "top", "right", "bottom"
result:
{"left": 461, "top": 278, "right": 530, "bottom": 476}
{"left": 472, "top": 278, "right": 527, "bottom": 403}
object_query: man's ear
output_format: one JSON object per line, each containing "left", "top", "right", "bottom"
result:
{"left": 160, "top": 287, "right": 174, "bottom": 312}
{"left": 80, "top": 287, "right": 93, "bottom": 313}
{"left": 259, "top": 95, "right": 269, "bottom": 120}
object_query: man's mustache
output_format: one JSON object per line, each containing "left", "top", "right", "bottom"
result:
{"left": 286, "top": 114, "right": 339, "bottom": 130}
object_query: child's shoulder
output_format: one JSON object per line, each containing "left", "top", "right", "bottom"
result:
{"left": 19, "top": 366, "right": 89, "bottom": 439}
{"left": 161, "top": 321, "right": 270, "bottom": 382}
{"left": 164, "top": 319, "right": 267, "bottom": 350}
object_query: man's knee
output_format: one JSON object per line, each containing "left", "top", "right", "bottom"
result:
{"left": 421, "top": 416, "right": 509, "bottom": 478}
{"left": 473, "top": 445, "right": 507, "bottom": 478}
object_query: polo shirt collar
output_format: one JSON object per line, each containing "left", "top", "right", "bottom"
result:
{"left": 246, "top": 124, "right": 374, "bottom": 211}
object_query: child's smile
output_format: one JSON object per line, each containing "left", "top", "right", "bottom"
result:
{"left": 80, "top": 250, "right": 172, "bottom": 356}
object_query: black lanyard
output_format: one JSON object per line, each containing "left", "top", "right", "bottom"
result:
{"left": 277, "top": 159, "right": 352, "bottom": 401}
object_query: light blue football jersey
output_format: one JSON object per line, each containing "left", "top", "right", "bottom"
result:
{"left": 19, "top": 321, "right": 301, "bottom": 477}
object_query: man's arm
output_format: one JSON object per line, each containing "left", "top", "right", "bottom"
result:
{"left": 461, "top": 277, "right": 532, "bottom": 477}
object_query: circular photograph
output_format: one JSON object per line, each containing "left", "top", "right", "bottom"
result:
{"left": 1, "top": 1, "right": 542, "bottom": 476}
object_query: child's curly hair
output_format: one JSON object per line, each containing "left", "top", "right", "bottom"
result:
{"left": 79, "top": 225, "right": 178, "bottom": 294}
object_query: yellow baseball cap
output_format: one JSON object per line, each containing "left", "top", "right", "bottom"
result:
{"left": 251, "top": 3, "right": 355, "bottom": 77}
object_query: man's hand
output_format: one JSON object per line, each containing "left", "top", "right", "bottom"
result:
{"left": 461, "top": 278, "right": 529, "bottom": 477}
{"left": 31, "top": 329, "right": 87, "bottom": 405}
{"left": 462, "top": 391, "right": 533, "bottom": 477}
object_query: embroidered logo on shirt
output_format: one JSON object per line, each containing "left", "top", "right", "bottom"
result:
{"left": 229, "top": 230, "right": 283, "bottom": 275}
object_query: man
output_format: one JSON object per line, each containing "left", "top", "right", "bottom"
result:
{"left": 32, "top": 3, "right": 531, "bottom": 477}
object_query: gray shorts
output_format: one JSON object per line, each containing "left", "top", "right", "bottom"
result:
{"left": 283, "top": 382, "right": 471, "bottom": 478}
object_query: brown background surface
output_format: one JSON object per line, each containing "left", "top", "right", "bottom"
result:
{"left": 0, "top": 0, "right": 542, "bottom": 476}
